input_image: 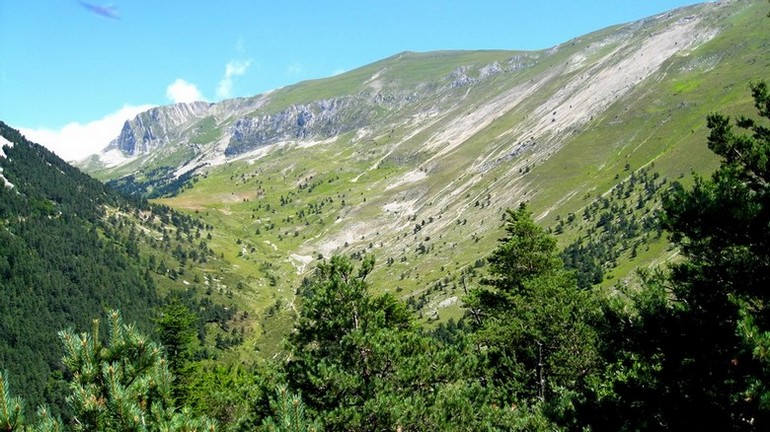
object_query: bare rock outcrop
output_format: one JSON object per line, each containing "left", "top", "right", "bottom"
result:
{"left": 224, "top": 97, "right": 373, "bottom": 156}
{"left": 109, "top": 101, "right": 212, "bottom": 155}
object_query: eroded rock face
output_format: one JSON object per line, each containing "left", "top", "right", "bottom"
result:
{"left": 224, "top": 97, "right": 372, "bottom": 156}
{"left": 110, "top": 101, "right": 212, "bottom": 155}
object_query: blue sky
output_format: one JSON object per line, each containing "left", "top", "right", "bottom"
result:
{"left": 0, "top": 0, "right": 704, "bottom": 160}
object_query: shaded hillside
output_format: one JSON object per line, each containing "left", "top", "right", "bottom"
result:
{"left": 0, "top": 122, "right": 234, "bottom": 413}
{"left": 0, "top": 122, "right": 158, "bottom": 410}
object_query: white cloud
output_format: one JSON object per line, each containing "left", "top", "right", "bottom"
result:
{"left": 286, "top": 62, "right": 303, "bottom": 77}
{"left": 217, "top": 60, "right": 252, "bottom": 99}
{"left": 332, "top": 68, "right": 346, "bottom": 76}
{"left": 166, "top": 79, "right": 205, "bottom": 104}
{"left": 21, "top": 104, "right": 154, "bottom": 162}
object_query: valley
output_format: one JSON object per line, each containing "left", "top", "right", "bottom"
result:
{"left": 78, "top": 0, "right": 763, "bottom": 350}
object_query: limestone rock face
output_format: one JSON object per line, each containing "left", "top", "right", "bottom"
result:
{"left": 224, "top": 97, "right": 372, "bottom": 156}
{"left": 109, "top": 101, "right": 212, "bottom": 155}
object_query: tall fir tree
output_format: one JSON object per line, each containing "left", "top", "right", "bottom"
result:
{"left": 466, "top": 204, "right": 601, "bottom": 422}
{"left": 155, "top": 298, "right": 198, "bottom": 404}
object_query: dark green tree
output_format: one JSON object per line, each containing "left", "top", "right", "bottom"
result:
{"left": 284, "top": 255, "right": 411, "bottom": 431}
{"left": 184, "top": 361, "right": 282, "bottom": 431}
{"left": 466, "top": 204, "right": 601, "bottom": 423}
{"left": 649, "top": 80, "right": 770, "bottom": 430}
{"left": 484, "top": 204, "right": 563, "bottom": 291}
{"left": 155, "top": 297, "right": 198, "bottom": 403}
{"left": 285, "top": 255, "right": 552, "bottom": 431}
{"left": 593, "top": 81, "right": 770, "bottom": 432}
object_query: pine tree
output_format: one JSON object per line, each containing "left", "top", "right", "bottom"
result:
{"left": 1, "top": 371, "right": 62, "bottom": 431}
{"left": 483, "top": 204, "right": 562, "bottom": 292}
{"left": 155, "top": 298, "right": 198, "bottom": 403}
{"left": 649, "top": 80, "right": 770, "bottom": 429}
{"left": 59, "top": 310, "right": 215, "bottom": 431}
{"left": 1, "top": 370, "right": 26, "bottom": 431}
{"left": 285, "top": 255, "right": 412, "bottom": 431}
{"left": 262, "top": 386, "right": 322, "bottom": 432}
{"left": 466, "top": 204, "right": 600, "bottom": 415}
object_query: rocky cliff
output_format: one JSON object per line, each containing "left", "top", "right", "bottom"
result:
{"left": 225, "top": 97, "right": 380, "bottom": 156}
{"left": 108, "top": 101, "right": 212, "bottom": 155}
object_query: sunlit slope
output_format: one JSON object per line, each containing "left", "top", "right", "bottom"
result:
{"left": 82, "top": 0, "right": 769, "bottom": 336}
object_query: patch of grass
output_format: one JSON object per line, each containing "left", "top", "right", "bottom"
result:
{"left": 189, "top": 116, "right": 221, "bottom": 145}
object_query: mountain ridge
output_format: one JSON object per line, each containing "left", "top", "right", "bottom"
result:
{"left": 83, "top": 1, "right": 720, "bottom": 181}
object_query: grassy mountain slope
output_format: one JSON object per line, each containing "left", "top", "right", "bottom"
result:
{"left": 80, "top": 0, "right": 770, "bottom": 353}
